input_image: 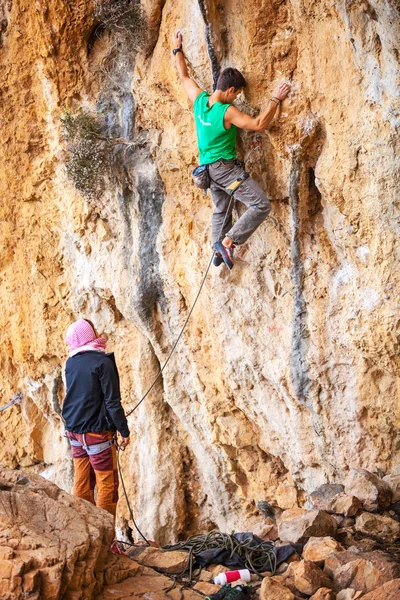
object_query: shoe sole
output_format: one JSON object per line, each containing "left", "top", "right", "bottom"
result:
{"left": 213, "top": 241, "right": 234, "bottom": 270}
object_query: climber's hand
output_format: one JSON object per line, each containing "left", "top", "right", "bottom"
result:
{"left": 172, "top": 30, "right": 183, "bottom": 49}
{"left": 273, "top": 82, "right": 291, "bottom": 101}
{"left": 119, "top": 436, "right": 130, "bottom": 450}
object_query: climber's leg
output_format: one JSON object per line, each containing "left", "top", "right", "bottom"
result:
{"left": 87, "top": 432, "right": 119, "bottom": 517}
{"left": 208, "top": 159, "right": 271, "bottom": 247}
{"left": 226, "top": 176, "right": 271, "bottom": 245}
{"left": 67, "top": 432, "right": 96, "bottom": 505}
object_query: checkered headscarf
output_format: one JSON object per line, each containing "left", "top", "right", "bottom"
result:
{"left": 66, "top": 319, "right": 107, "bottom": 357}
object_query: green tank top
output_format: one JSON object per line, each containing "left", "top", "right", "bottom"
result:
{"left": 194, "top": 91, "right": 237, "bottom": 165}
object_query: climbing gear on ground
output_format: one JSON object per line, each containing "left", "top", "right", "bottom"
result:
{"left": 213, "top": 241, "right": 234, "bottom": 270}
{"left": 67, "top": 435, "right": 114, "bottom": 455}
{"left": 173, "top": 46, "right": 183, "bottom": 55}
{"left": 206, "top": 584, "right": 249, "bottom": 600}
{"left": 192, "top": 164, "right": 211, "bottom": 189}
{"left": 163, "top": 530, "right": 280, "bottom": 580}
{"left": 209, "top": 585, "right": 249, "bottom": 600}
{"left": 0, "top": 392, "right": 22, "bottom": 413}
{"left": 110, "top": 540, "right": 128, "bottom": 555}
{"left": 214, "top": 569, "right": 251, "bottom": 585}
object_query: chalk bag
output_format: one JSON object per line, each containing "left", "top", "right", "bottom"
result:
{"left": 192, "top": 164, "right": 210, "bottom": 190}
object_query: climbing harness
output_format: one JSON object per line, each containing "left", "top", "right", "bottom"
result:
{"left": 0, "top": 392, "right": 22, "bottom": 413}
{"left": 67, "top": 434, "right": 115, "bottom": 455}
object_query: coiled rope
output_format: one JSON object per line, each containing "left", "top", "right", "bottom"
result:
{"left": 163, "top": 530, "right": 277, "bottom": 579}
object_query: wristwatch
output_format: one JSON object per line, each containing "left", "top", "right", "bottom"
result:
{"left": 173, "top": 46, "right": 183, "bottom": 55}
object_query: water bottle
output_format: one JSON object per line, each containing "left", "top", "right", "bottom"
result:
{"left": 213, "top": 569, "right": 251, "bottom": 585}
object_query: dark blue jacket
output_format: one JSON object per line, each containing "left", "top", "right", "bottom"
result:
{"left": 62, "top": 351, "right": 130, "bottom": 438}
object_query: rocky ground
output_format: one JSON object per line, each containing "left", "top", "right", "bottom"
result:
{"left": 1, "top": 467, "right": 399, "bottom": 600}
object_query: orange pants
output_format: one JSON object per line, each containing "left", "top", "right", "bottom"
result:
{"left": 66, "top": 431, "right": 119, "bottom": 517}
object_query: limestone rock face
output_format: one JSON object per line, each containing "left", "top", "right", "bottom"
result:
{"left": 0, "top": 0, "right": 399, "bottom": 544}
{"left": 0, "top": 469, "right": 114, "bottom": 600}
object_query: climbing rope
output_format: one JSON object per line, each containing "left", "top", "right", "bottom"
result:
{"left": 163, "top": 530, "right": 277, "bottom": 579}
{"left": 125, "top": 140, "right": 262, "bottom": 418}
{"left": 116, "top": 443, "right": 150, "bottom": 545}
{"left": 119, "top": 140, "right": 267, "bottom": 545}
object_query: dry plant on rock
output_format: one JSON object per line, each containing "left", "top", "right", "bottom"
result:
{"left": 61, "top": 108, "right": 141, "bottom": 199}
{"left": 93, "top": 0, "right": 146, "bottom": 47}
{"left": 61, "top": 109, "right": 109, "bottom": 201}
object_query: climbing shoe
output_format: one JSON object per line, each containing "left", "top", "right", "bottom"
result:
{"left": 220, "top": 585, "right": 249, "bottom": 600}
{"left": 213, "top": 253, "right": 224, "bottom": 267}
{"left": 213, "top": 241, "right": 235, "bottom": 270}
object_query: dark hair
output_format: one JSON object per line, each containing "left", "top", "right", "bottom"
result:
{"left": 216, "top": 68, "right": 247, "bottom": 92}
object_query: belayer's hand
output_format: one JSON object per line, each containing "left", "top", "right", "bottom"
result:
{"left": 119, "top": 436, "right": 130, "bottom": 450}
{"left": 172, "top": 30, "right": 183, "bottom": 49}
{"left": 272, "top": 82, "right": 291, "bottom": 101}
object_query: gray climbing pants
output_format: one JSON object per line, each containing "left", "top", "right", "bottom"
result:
{"left": 208, "top": 159, "right": 271, "bottom": 246}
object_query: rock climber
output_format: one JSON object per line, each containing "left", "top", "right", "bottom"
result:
{"left": 172, "top": 30, "right": 291, "bottom": 269}
{"left": 62, "top": 318, "right": 130, "bottom": 517}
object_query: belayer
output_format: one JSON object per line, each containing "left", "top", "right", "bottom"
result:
{"left": 62, "top": 318, "right": 130, "bottom": 517}
{"left": 172, "top": 30, "right": 290, "bottom": 270}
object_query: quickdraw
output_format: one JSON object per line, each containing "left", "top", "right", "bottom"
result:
{"left": 0, "top": 392, "right": 22, "bottom": 413}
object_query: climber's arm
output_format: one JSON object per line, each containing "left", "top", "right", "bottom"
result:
{"left": 172, "top": 30, "right": 202, "bottom": 102}
{"left": 225, "top": 82, "right": 291, "bottom": 131}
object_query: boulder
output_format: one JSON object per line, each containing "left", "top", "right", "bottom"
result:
{"left": 278, "top": 510, "right": 337, "bottom": 543}
{"left": 260, "top": 576, "right": 295, "bottom": 600}
{"left": 361, "top": 578, "right": 400, "bottom": 599}
{"left": 0, "top": 468, "right": 114, "bottom": 600}
{"left": 303, "top": 537, "right": 345, "bottom": 564}
{"left": 103, "top": 555, "right": 141, "bottom": 585}
{"left": 344, "top": 470, "right": 392, "bottom": 512}
{"left": 127, "top": 547, "right": 189, "bottom": 574}
{"left": 193, "top": 582, "right": 221, "bottom": 595}
{"left": 336, "top": 590, "right": 363, "bottom": 600}
{"left": 309, "top": 589, "right": 335, "bottom": 600}
{"left": 291, "top": 560, "right": 332, "bottom": 595}
{"left": 390, "top": 501, "right": 400, "bottom": 516}
{"left": 336, "top": 527, "right": 357, "bottom": 547}
{"left": 347, "top": 539, "right": 379, "bottom": 552}
{"left": 272, "top": 564, "right": 298, "bottom": 594}
{"left": 310, "top": 483, "right": 345, "bottom": 507}
{"left": 310, "top": 484, "right": 361, "bottom": 516}
{"left": 252, "top": 517, "right": 279, "bottom": 541}
{"left": 324, "top": 550, "right": 400, "bottom": 594}
{"left": 382, "top": 475, "right": 400, "bottom": 503}
{"left": 355, "top": 512, "right": 400, "bottom": 542}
